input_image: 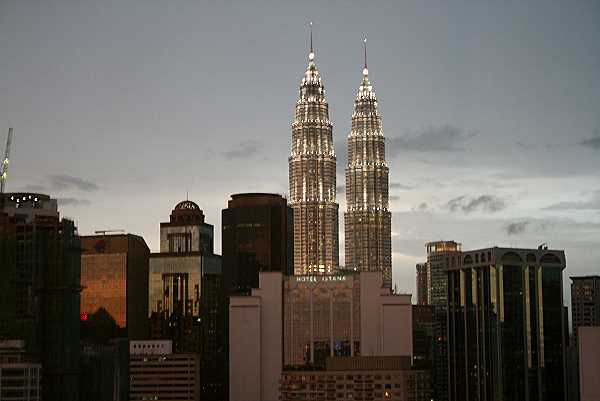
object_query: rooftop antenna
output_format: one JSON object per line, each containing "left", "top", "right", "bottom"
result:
{"left": 94, "top": 229, "right": 126, "bottom": 235}
{"left": 308, "top": 21, "right": 315, "bottom": 61}
{"left": 1, "top": 128, "right": 14, "bottom": 194}
{"left": 363, "top": 37, "right": 367, "bottom": 69}
{"left": 309, "top": 21, "right": 313, "bottom": 52}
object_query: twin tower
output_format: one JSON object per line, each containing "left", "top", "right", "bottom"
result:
{"left": 288, "top": 37, "right": 392, "bottom": 288}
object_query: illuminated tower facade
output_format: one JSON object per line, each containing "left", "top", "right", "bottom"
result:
{"left": 344, "top": 41, "right": 392, "bottom": 288}
{"left": 288, "top": 35, "right": 339, "bottom": 275}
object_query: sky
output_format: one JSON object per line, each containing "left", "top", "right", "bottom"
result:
{"left": 1, "top": 0, "right": 599, "bottom": 305}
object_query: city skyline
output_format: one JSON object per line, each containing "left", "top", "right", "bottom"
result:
{"left": 2, "top": 0, "right": 599, "bottom": 298}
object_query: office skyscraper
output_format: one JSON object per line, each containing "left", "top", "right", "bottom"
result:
{"left": 344, "top": 42, "right": 392, "bottom": 287}
{"left": 426, "top": 240, "right": 461, "bottom": 306}
{"left": 571, "top": 275, "right": 600, "bottom": 338}
{"left": 222, "top": 193, "right": 293, "bottom": 294}
{"left": 148, "top": 200, "right": 220, "bottom": 346}
{"left": 148, "top": 200, "right": 222, "bottom": 400}
{"left": 288, "top": 36, "right": 339, "bottom": 275}
{"left": 447, "top": 247, "right": 567, "bottom": 401}
{"left": 81, "top": 233, "right": 150, "bottom": 340}
{"left": 0, "top": 193, "right": 81, "bottom": 401}
{"left": 221, "top": 193, "right": 293, "bottom": 401}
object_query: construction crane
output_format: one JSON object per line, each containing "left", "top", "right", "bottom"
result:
{"left": 1, "top": 128, "right": 13, "bottom": 194}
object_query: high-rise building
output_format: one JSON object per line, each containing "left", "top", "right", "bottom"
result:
{"left": 280, "top": 356, "right": 432, "bottom": 401}
{"left": 79, "top": 339, "right": 129, "bottom": 401}
{"left": 148, "top": 200, "right": 221, "bottom": 348}
{"left": 447, "top": 247, "right": 567, "bottom": 401}
{"left": 80, "top": 234, "right": 149, "bottom": 340}
{"left": 417, "top": 241, "right": 460, "bottom": 401}
{"left": 222, "top": 193, "right": 293, "bottom": 294}
{"left": 571, "top": 276, "right": 600, "bottom": 338}
{"left": 344, "top": 44, "right": 392, "bottom": 288}
{"left": 0, "top": 340, "right": 42, "bottom": 401}
{"left": 412, "top": 305, "right": 434, "bottom": 369}
{"left": 199, "top": 260, "right": 223, "bottom": 401}
{"left": 0, "top": 193, "right": 81, "bottom": 401}
{"left": 288, "top": 38, "right": 339, "bottom": 275}
{"left": 129, "top": 340, "right": 199, "bottom": 401}
{"left": 148, "top": 199, "right": 222, "bottom": 400}
{"left": 569, "top": 275, "right": 600, "bottom": 401}
{"left": 426, "top": 240, "right": 461, "bottom": 306}
{"left": 220, "top": 193, "right": 293, "bottom": 401}
{"left": 416, "top": 263, "right": 428, "bottom": 305}
{"left": 229, "top": 271, "right": 413, "bottom": 401}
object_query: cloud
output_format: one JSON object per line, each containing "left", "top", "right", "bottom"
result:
{"left": 22, "top": 175, "right": 99, "bottom": 192}
{"left": 390, "top": 182, "right": 414, "bottom": 190}
{"left": 505, "top": 221, "right": 529, "bottom": 235}
{"left": 57, "top": 197, "right": 92, "bottom": 207}
{"left": 544, "top": 192, "right": 600, "bottom": 210}
{"left": 412, "top": 202, "right": 428, "bottom": 212}
{"left": 222, "top": 140, "right": 261, "bottom": 159}
{"left": 390, "top": 195, "right": 401, "bottom": 201}
{"left": 446, "top": 194, "right": 506, "bottom": 214}
{"left": 49, "top": 174, "right": 99, "bottom": 191}
{"left": 387, "top": 125, "right": 475, "bottom": 156}
{"left": 579, "top": 130, "right": 600, "bottom": 149}
{"left": 337, "top": 185, "right": 345, "bottom": 193}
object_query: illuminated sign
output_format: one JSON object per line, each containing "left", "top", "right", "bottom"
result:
{"left": 95, "top": 239, "right": 107, "bottom": 253}
{"left": 294, "top": 275, "right": 347, "bottom": 283}
{"left": 80, "top": 313, "right": 88, "bottom": 321}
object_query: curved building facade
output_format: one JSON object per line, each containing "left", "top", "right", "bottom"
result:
{"left": 344, "top": 52, "right": 392, "bottom": 288}
{"left": 288, "top": 44, "right": 339, "bottom": 275}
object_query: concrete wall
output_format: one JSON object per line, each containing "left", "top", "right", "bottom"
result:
{"left": 254, "top": 273, "right": 283, "bottom": 401}
{"left": 230, "top": 272, "right": 283, "bottom": 401}
{"left": 381, "top": 297, "right": 412, "bottom": 357}
{"left": 579, "top": 326, "right": 600, "bottom": 401}
{"left": 360, "top": 272, "right": 412, "bottom": 357}
{"left": 229, "top": 296, "right": 261, "bottom": 401}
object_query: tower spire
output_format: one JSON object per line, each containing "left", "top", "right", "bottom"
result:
{"left": 309, "top": 21, "right": 313, "bottom": 53}
{"left": 363, "top": 37, "right": 367, "bottom": 69}
{"left": 308, "top": 22, "right": 315, "bottom": 62}
{"left": 362, "top": 37, "right": 368, "bottom": 76}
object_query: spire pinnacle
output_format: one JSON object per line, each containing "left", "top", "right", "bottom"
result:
{"left": 362, "top": 37, "right": 368, "bottom": 76}
{"left": 308, "top": 22, "right": 315, "bottom": 61}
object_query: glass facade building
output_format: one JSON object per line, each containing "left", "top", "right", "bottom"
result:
{"left": 447, "top": 247, "right": 567, "bottom": 401}
{"left": 81, "top": 234, "right": 149, "bottom": 340}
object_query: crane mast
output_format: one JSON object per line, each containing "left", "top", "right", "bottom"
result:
{"left": 1, "top": 128, "right": 13, "bottom": 194}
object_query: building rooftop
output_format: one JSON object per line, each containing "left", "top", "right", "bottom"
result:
{"left": 570, "top": 275, "right": 600, "bottom": 280}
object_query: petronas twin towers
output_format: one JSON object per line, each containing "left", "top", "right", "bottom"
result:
{"left": 288, "top": 35, "right": 392, "bottom": 288}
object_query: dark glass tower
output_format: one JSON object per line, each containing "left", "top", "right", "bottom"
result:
{"left": 447, "top": 247, "right": 567, "bottom": 401}
{"left": 344, "top": 42, "right": 392, "bottom": 287}
{"left": 222, "top": 193, "right": 293, "bottom": 293}
{"left": 288, "top": 39, "right": 339, "bottom": 275}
